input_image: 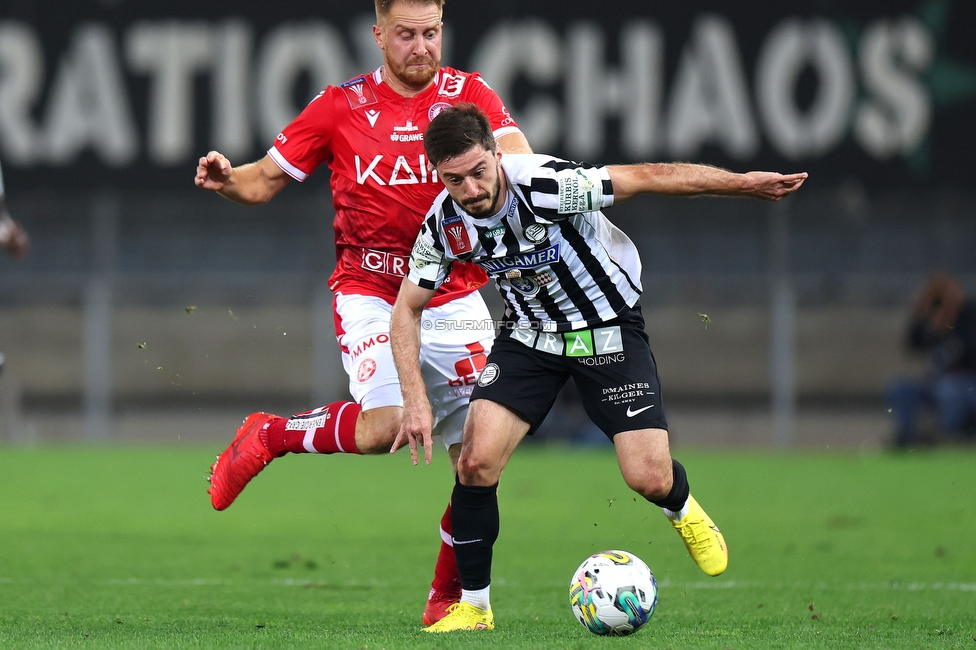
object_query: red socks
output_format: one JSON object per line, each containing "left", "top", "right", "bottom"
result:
{"left": 261, "top": 401, "right": 459, "bottom": 597}
{"left": 430, "top": 502, "right": 462, "bottom": 595}
{"left": 262, "top": 401, "right": 363, "bottom": 456}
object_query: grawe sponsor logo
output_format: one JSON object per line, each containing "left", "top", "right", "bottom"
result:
{"left": 361, "top": 248, "right": 409, "bottom": 277}
{"left": 391, "top": 119, "right": 423, "bottom": 142}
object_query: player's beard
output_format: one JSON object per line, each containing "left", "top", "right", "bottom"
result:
{"left": 463, "top": 171, "right": 503, "bottom": 218}
{"left": 389, "top": 55, "right": 438, "bottom": 90}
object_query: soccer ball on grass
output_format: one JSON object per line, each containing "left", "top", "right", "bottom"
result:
{"left": 569, "top": 550, "right": 658, "bottom": 636}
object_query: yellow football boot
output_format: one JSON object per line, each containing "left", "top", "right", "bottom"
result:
{"left": 669, "top": 494, "right": 728, "bottom": 576}
{"left": 423, "top": 602, "right": 494, "bottom": 633}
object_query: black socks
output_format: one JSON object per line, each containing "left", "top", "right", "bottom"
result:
{"left": 450, "top": 477, "right": 499, "bottom": 590}
{"left": 651, "top": 458, "right": 690, "bottom": 511}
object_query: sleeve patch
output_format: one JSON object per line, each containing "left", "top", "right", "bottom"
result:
{"left": 412, "top": 237, "right": 441, "bottom": 266}
{"left": 340, "top": 76, "right": 378, "bottom": 110}
{"left": 408, "top": 229, "right": 449, "bottom": 288}
{"left": 557, "top": 167, "right": 604, "bottom": 214}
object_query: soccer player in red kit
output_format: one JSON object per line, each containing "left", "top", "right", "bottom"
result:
{"left": 194, "top": 0, "right": 531, "bottom": 625}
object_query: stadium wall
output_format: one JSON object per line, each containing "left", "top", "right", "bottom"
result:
{"left": 0, "top": 187, "right": 971, "bottom": 446}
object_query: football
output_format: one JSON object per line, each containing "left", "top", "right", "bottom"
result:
{"left": 569, "top": 550, "right": 658, "bottom": 636}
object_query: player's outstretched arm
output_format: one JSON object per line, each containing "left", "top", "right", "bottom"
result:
{"left": 734, "top": 170, "right": 808, "bottom": 201}
{"left": 390, "top": 278, "right": 438, "bottom": 465}
{"left": 194, "top": 151, "right": 291, "bottom": 206}
{"left": 607, "top": 163, "right": 807, "bottom": 202}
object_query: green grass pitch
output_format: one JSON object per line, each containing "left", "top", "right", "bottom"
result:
{"left": 0, "top": 443, "right": 974, "bottom": 648}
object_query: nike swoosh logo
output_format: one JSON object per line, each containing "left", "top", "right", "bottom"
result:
{"left": 451, "top": 538, "right": 484, "bottom": 545}
{"left": 626, "top": 404, "right": 654, "bottom": 417}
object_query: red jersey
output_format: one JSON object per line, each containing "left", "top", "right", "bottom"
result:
{"left": 268, "top": 67, "right": 521, "bottom": 307}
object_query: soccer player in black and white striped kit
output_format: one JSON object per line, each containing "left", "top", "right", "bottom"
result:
{"left": 390, "top": 103, "right": 807, "bottom": 632}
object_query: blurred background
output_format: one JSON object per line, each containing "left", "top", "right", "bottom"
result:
{"left": 0, "top": 0, "right": 974, "bottom": 448}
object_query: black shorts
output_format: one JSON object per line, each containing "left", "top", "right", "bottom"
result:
{"left": 470, "top": 304, "right": 668, "bottom": 438}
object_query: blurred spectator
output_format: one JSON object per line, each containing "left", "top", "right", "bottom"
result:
{"left": 0, "top": 158, "right": 30, "bottom": 261}
{"left": 885, "top": 273, "right": 976, "bottom": 447}
{"left": 0, "top": 156, "right": 30, "bottom": 376}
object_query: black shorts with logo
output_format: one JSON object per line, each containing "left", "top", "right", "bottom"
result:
{"left": 470, "top": 303, "right": 668, "bottom": 438}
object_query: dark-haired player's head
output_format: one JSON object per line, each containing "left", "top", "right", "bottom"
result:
{"left": 425, "top": 104, "right": 504, "bottom": 218}
{"left": 424, "top": 103, "right": 496, "bottom": 167}
{"left": 373, "top": 0, "right": 445, "bottom": 89}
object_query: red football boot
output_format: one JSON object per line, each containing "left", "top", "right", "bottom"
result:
{"left": 208, "top": 412, "right": 278, "bottom": 511}
{"left": 422, "top": 587, "right": 462, "bottom": 626}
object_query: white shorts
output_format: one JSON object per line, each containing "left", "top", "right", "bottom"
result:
{"left": 334, "top": 291, "right": 494, "bottom": 447}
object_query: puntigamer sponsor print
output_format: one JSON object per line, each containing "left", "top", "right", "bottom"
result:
{"left": 478, "top": 245, "right": 560, "bottom": 275}
{"left": 511, "top": 325, "right": 626, "bottom": 364}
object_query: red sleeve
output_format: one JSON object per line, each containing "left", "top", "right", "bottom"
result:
{"left": 461, "top": 73, "right": 520, "bottom": 136}
{"left": 267, "top": 88, "right": 336, "bottom": 182}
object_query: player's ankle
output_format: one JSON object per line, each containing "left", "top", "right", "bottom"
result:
{"left": 259, "top": 416, "right": 289, "bottom": 456}
{"left": 460, "top": 586, "right": 490, "bottom": 611}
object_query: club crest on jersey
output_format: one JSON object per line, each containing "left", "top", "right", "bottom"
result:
{"left": 443, "top": 215, "right": 473, "bottom": 255}
{"left": 523, "top": 223, "right": 548, "bottom": 243}
{"left": 340, "top": 76, "right": 378, "bottom": 110}
{"left": 477, "top": 363, "right": 500, "bottom": 387}
{"left": 356, "top": 358, "right": 377, "bottom": 382}
{"left": 429, "top": 102, "right": 452, "bottom": 121}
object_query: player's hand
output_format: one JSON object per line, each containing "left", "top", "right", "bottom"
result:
{"left": 742, "top": 171, "right": 808, "bottom": 201}
{"left": 2, "top": 220, "right": 30, "bottom": 259}
{"left": 391, "top": 403, "right": 434, "bottom": 466}
{"left": 194, "top": 151, "right": 233, "bottom": 191}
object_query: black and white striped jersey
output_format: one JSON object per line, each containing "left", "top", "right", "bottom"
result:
{"left": 407, "top": 154, "right": 643, "bottom": 332}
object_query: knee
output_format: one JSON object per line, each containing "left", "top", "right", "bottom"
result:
{"left": 622, "top": 463, "right": 672, "bottom": 502}
{"left": 456, "top": 449, "right": 501, "bottom": 486}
